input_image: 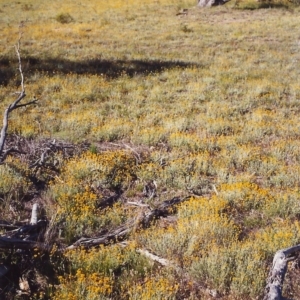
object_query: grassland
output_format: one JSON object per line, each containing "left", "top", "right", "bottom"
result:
{"left": 0, "top": 0, "right": 300, "bottom": 299}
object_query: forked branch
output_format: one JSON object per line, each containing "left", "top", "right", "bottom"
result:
{"left": 0, "top": 26, "right": 38, "bottom": 163}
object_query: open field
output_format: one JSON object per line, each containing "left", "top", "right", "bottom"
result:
{"left": 0, "top": 0, "right": 300, "bottom": 299}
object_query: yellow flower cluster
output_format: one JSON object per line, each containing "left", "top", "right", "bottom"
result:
{"left": 126, "top": 275, "right": 179, "bottom": 300}
{"left": 53, "top": 243, "right": 152, "bottom": 299}
{"left": 219, "top": 181, "right": 273, "bottom": 212}
{"left": 54, "top": 268, "right": 112, "bottom": 300}
{"left": 50, "top": 150, "right": 137, "bottom": 240}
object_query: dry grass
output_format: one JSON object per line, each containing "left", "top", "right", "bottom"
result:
{"left": 0, "top": 0, "right": 300, "bottom": 299}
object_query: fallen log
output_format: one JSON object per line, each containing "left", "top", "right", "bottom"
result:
{"left": 0, "top": 204, "right": 49, "bottom": 251}
{"left": 264, "top": 244, "right": 300, "bottom": 300}
{"left": 67, "top": 224, "right": 132, "bottom": 250}
{"left": 0, "top": 236, "right": 48, "bottom": 251}
{"left": 67, "top": 196, "right": 190, "bottom": 249}
{"left": 0, "top": 196, "right": 190, "bottom": 252}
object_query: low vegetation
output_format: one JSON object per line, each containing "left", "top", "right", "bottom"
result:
{"left": 0, "top": 0, "right": 300, "bottom": 299}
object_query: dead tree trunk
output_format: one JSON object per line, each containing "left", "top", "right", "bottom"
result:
{"left": 264, "top": 244, "right": 300, "bottom": 300}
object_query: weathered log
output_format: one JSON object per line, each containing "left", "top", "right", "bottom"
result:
{"left": 0, "top": 221, "right": 19, "bottom": 230}
{"left": 0, "top": 217, "right": 48, "bottom": 253}
{"left": 264, "top": 244, "right": 300, "bottom": 300}
{"left": 0, "top": 236, "right": 48, "bottom": 251}
{"left": 68, "top": 196, "right": 190, "bottom": 249}
{"left": 67, "top": 224, "right": 132, "bottom": 250}
{"left": 136, "top": 247, "right": 174, "bottom": 267}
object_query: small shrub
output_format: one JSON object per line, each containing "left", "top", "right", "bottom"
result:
{"left": 55, "top": 13, "right": 74, "bottom": 24}
{"left": 53, "top": 243, "right": 152, "bottom": 300}
{"left": 49, "top": 150, "right": 137, "bottom": 242}
{"left": 181, "top": 24, "right": 193, "bottom": 33}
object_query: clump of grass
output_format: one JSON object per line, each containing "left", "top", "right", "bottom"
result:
{"left": 181, "top": 24, "right": 193, "bottom": 33}
{"left": 22, "top": 3, "right": 34, "bottom": 11}
{"left": 55, "top": 13, "right": 74, "bottom": 24}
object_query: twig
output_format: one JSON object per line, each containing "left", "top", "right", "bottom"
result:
{"left": 212, "top": 184, "right": 219, "bottom": 196}
{"left": 126, "top": 201, "right": 151, "bottom": 209}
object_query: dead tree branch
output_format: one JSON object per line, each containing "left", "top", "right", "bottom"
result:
{"left": 135, "top": 246, "right": 175, "bottom": 267}
{"left": 264, "top": 244, "right": 300, "bottom": 300}
{"left": 67, "top": 196, "right": 190, "bottom": 249}
{"left": 119, "top": 241, "right": 219, "bottom": 298}
{"left": 0, "top": 236, "right": 49, "bottom": 251}
{"left": 0, "top": 27, "right": 38, "bottom": 163}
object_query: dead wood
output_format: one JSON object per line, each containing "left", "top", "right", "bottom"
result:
{"left": 119, "top": 241, "right": 220, "bottom": 298}
{"left": 0, "top": 196, "right": 190, "bottom": 253}
{"left": 0, "top": 27, "right": 37, "bottom": 163}
{"left": 30, "top": 203, "right": 39, "bottom": 225}
{"left": 135, "top": 246, "right": 176, "bottom": 267}
{"left": 67, "top": 196, "right": 190, "bottom": 249}
{"left": 264, "top": 244, "right": 300, "bottom": 300}
{"left": 0, "top": 236, "right": 48, "bottom": 251}
{"left": 67, "top": 224, "right": 131, "bottom": 250}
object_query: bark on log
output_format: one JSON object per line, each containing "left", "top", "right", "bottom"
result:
{"left": 264, "top": 244, "right": 300, "bottom": 300}
{"left": 67, "top": 224, "right": 131, "bottom": 250}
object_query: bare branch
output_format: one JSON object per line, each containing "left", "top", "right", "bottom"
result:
{"left": 126, "top": 201, "right": 151, "bottom": 208}
{"left": 14, "top": 99, "right": 38, "bottom": 109}
{"left": 119, "top": 241, "right": 220, "bottom": 298}
{"left": 0, "top": 24, "right": 37, "bottom": 163}
{"left": 136, "top": 247, "right": 174, "bottom": 267}
{"left": 15, "top": 28, "right": 25, "bottom": 93}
